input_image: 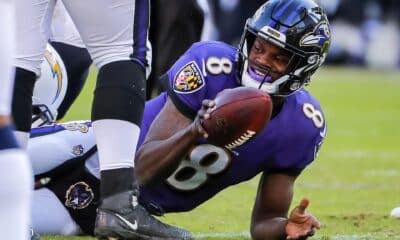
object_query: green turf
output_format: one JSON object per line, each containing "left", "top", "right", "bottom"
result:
{"left": 48, "top": 66, "right": 400, "bottom": 240}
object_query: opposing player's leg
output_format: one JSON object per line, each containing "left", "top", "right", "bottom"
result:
{"left": 0, "top": 1, "right": 32, "bottom": 239}
{"left": 12, "top": 0, "right": 55, "bottom": 148}
{"left": 0, "top": 122, "right": 32, "bottom": 240}
{"left": 60, "top": 1, "right": 193, "bottom": 237}
{"left": 0, "top": 120, "right": 33, "bottom": 240}
{"left": 47, "top": 0, "right": 92, "bottom": 120}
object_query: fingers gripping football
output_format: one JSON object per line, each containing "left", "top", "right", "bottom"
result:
{"left": 193, "top": 99, "right": 215, "bottom": 139}
{"left": 200, "top": 87, "right": 272, "bottom": 149}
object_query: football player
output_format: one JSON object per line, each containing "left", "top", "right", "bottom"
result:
{"left": 0, "top": 0, "right": 32, "bottom": 239}
{"left": 30, "top": 0, "right": 330, "bottom": 239}
{"left": 12, "top": 0, "right": 157, "bottom": 239}
{"left": 31, "top": 0, "right": 204, "bottom": 126}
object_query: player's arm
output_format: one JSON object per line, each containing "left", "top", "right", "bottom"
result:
{"left": 135, "top": 97, "right": 213, "bottom": 185}
{"left": 250, "top": 173, "right": 320, "bottom": 240}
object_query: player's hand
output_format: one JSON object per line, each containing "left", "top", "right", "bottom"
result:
{"left": 191, "top": 99, "right": 215, "bottom": 139}
{"left": 285, "top": 198, "right": 320, "bottom": 240}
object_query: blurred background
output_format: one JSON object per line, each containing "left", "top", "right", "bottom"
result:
{"left": 197, "top": 0, "right": 400, "bottom": 70}
{"left": 143, "top": 0, "right": 400, "bottom": 98}
{"left": 143, "top": 0, "right": 400, "bottom": 99}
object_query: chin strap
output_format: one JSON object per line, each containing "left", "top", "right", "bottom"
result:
{"left": 258, "top": 68, "right": 272, "bottom": 89}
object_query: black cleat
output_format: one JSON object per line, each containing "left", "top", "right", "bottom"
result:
{"left": 94, "top": 190, "right": 193, "bottom": 240}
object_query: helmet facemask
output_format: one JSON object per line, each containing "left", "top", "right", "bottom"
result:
{"left": 32, "top": 104, "right": 57, "bottom": 128}
{"left": 238, "top": 27, "right": 310, "bottom": 96}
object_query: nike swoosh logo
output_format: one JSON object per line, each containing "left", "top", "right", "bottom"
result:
{"left": 115, "top": 213, "right": 138, "bottom": 230}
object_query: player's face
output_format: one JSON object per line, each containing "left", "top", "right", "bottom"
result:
{"left": 248, "top": 37, "right": 291, "bottom": 82}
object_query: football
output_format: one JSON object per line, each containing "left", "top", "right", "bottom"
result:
{"left": 202, "top": 86, "right": 273, "bottom": 149}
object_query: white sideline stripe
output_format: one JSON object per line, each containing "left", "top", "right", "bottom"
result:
{"left": 193, "top": 232, "right": 400, "bottom": 239}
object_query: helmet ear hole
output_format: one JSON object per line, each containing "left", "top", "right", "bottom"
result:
{"left": 308, "top": 55, "right": 320, "bottom": 65}
{"left": 289, "top": 81, "right": 302, "bottom": 91}
{"left": 32, "top": 43, "right": 68, "bottom": 127}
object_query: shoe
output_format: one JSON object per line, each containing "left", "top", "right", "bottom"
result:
{"left": 94, "top": 190, "right": 193, "bottom": 240}
{"left": 30, "top": 228, "right": 40, "bottom": 240}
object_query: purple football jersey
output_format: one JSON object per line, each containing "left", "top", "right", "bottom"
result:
{"left": 138, "top": 41, "right": 327, "bottom": 213}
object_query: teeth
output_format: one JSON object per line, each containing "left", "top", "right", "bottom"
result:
{"left": 255, "top": 69, "right": 264, "bottom": 75}
{"left": 250, "top": 67, "right": 265, "bottom": 76}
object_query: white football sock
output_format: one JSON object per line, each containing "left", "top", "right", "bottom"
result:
{"left": 0, "top": 149, "right": 32, "bottom": 240}
{"left": 92, "top": 119, "right": 140, "bottom": 170}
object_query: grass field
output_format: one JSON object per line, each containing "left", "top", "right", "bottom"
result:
{"left": 44, "top": 66, "right": 400, "bottom": 240}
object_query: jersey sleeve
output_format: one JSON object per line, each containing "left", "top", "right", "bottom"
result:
{"left": 160, "top": 41, "right": 238, "bottom": 119}
{"left": 268, "top": 91, "right": 327, "bottom": 176}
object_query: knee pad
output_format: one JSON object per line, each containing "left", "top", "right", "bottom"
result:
{"left": 12, "top": 67, "right": 36, "bottom": 132}
{"left": 92, "top": 61, "right": 146, "bottom": 125}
